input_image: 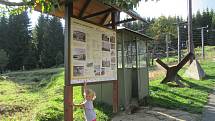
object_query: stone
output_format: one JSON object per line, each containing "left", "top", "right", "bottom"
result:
{"left": 184, "top": 59, "right": 205, "bottom": 80}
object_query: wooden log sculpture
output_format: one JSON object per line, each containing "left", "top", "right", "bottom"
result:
{"left": 155, "top": 53, "right": 194, "bottom": 87}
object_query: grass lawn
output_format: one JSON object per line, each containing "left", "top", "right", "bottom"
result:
{"left": 1, "top": 46, "right": 215, "bottom": 120}
{"left": 149, "top": 60, "right": 215, "bottom": 113}
{"left": 0, "top": 68, "right": 112, "bottom": 121}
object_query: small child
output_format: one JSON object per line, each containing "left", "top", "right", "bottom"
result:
{"left": 73, "top": 81, "right": 96, "bottom": 121}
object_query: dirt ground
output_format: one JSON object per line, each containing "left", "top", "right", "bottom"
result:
{"left": 112, "top": 106, "right": 201, "bottom": 121}
{"left": 148, "top": 64, "right": 166, "bottom": 80}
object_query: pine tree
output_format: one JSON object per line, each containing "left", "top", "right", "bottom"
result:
{"left": 0, "top": 49, "right": 9, "bottom": 73}
{"left": 0, "top": 15, "right": 8, "bottom": 50}
{"left": 7, "top": 12, "right": 31, "bottom": 70}
{"left": 35, "top": 14, "right": 49, "bottom": 68}
{"left": 41, "top": 16, "right": 64, "bottom": 68}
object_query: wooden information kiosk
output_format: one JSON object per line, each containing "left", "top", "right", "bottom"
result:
{"left": 35, "top": 0, "right": 147, "bottom": 120}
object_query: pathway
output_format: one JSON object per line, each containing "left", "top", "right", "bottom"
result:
{"left": 202, "top": 89, "right": 215, "bottom": 121}
{"left": 112, "top": 107, "right": 201, "bottom": 121}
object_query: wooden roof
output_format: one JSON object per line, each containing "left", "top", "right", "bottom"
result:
{"left": 35, "top": 0, "right": 147, "bottom": 27}
{"left": 117, "top": 27, "right": 153, "bottom": 41}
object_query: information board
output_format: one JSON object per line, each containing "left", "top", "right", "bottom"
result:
{"left": 70, "top": 18, "right": 117, "bottom": 84}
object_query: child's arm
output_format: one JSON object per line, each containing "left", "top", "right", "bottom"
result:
{"left": 73, "top": 101, "right": 85, "bottom": 108}
{"left": 84, "top": 80, "right": 88, "bottom": 93}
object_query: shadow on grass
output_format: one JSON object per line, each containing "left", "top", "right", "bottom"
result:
{"left": 149, "top": 74, "right": 215, "bottom": 113}
{"left": 181, "top": 77, "right": 214, "bottom": 93}
{"left": 150, "top": 86, "right": 205, "bottom": 104}
{"left": 205, "top": 74, "right": 215, "bottom": 80}
{"left": 149, "top": 95, "right": 202, "bottom": 114}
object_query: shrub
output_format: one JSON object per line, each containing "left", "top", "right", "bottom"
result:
{"left": 35, "top": 101, "right": 63, "bottom": 121}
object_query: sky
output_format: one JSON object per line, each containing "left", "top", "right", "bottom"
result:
{"left": 135, "top": 0, "right": 215, "bottom": 18}
{"left": 27, "top": 0, "right": 215, "bottom": 27}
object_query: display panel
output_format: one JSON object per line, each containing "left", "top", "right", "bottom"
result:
{"left": 70, "top": 18, "right": 117, "bottom": 84}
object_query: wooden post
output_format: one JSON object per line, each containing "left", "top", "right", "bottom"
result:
{"left": 201, "top": 28, "right": 205, "bottom": 59}
{"left": 165, "top": 34, "right": 169, "bottom": 63}
{"left": 197, "top": 26, "right": 207, "bottom": 59}
{"left": 64, "top": 0, "right": 73, "bottom": 121}
{"left": 113, "top": 80, "right": 119, "bottom": 113}
{"left": 111, "top": 10, "right": 119, "bottom": 113}
{"left": 177, "top": 25, "right": 181, "bottom": 63}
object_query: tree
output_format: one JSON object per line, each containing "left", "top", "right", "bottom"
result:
{"left": 55, "top": 51, "right": 64, "bottom": 66}
{"left": 34, "top": 14, "right": 48, "bottom": 68}
{"left": 148, "top": 16, "right": 178, "bottom": 41}
{"left": 23, "top": 43, "right": 38, "bottom": 70}
{"left": 0, "top": 49, "right": 9, "bottom": 73}
{"left": 0, "top": 15, "right": 8, "bottom": 50}
{"left": 36, "top": 16, "right": 64, "bottom": 68}
{"left": 6, "top": 11, "right": 31, "bottom": 70}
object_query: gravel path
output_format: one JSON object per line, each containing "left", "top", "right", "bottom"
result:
{"left": 202, "top": 89, "right": 215, "bottom": 121}
{"left": 112, "top": 107, "right": 201, "bottom": 121}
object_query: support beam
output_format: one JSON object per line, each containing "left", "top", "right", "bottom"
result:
{"left": 188, "top": 0, "right": 195, "bottom": 63}
{"left": 111, "top": 11, "right": 118, "bottom": 113}
{"left": 81, "top": 8, "right": 112, "bottom": 19}
{"left": 64, "top": 0, "right": 73, "bottom": 121}
{"left": 79, "top": 0, "right": 92, "bottom": 18}
{"left": 105, "top": 18, "right": 136, "bottom": 26}
{"left": 100, "top": 12, "right": 110, "bottom": 25}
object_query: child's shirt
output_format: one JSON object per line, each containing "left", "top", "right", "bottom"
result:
{"left": 84, "top": 100, "right": 96, "bottom": 121}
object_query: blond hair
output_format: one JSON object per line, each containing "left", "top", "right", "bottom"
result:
{"left": 85, "top": 88, "right": 96, "bottom": 100}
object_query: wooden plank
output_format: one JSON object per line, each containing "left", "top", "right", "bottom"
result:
{"left": 81, "top": 8, "right": 112, "bottom": 19}
{"left": 79, "top": 0, "right": 92, "bottom": 18}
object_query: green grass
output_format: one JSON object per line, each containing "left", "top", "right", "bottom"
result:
{"left": 1, "top": 46, "right": 215, "bottom": 120}
{"left": 0, "top": 68, "right": 112, "bottom": 121}
{"left": 149, "top": 60, "right": 215, "bottom": 113}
